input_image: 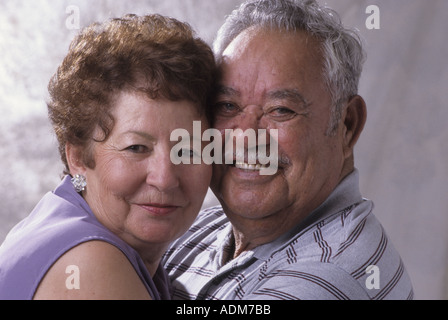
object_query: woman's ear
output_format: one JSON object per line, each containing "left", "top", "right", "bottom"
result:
{"left": 341, "top": 95, "right": 367, "bottom": 158}
{"left": 65, "top": 143, "right": 86, "bottom": 176}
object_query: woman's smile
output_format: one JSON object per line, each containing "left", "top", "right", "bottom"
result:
{"left": 136, "top": 203, "right": 182, "bottom": 216}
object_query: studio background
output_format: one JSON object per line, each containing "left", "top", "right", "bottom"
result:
{"left": 0, "top": 0, "right": 446, "bottom": 300}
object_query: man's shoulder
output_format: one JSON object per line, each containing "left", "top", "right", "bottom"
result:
{"left": 162, "top": 206, "right": 231, "bottom": 299}
{"left": 182, "top": 205, "right": 229, "bottom": 238}
{"left": 163, "top": 205, "right": 229, "bottom": 259}
{"left": 194, "top": 205, "right": 228, "bottom": 227}
{"left": 252, "top": 201, "right": 414, "bottom": 300}
{"left": 248, "top": 260, "right": 371, "bottom": 300}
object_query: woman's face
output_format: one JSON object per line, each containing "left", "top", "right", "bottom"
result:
{"left": 81, "top": 91, "right": 211, "bottom": 251}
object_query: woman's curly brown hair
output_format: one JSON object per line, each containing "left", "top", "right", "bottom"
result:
{"left": 47, "top": 14, "right": 216, "bottom": 175}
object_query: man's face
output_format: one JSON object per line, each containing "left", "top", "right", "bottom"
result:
{"left": 211, "top": 28, "right": 349, "bottom": 240}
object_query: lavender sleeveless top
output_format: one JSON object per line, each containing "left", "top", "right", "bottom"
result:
{"left": 0, "top": 176, "right": 171, "bottom": 300}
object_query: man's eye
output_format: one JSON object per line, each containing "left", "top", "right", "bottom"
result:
{"left": 126, "top": 145, "right": 148, "bottom": 153}
{"left": 214, "top": 102, "right": 240, "bottom": 116}
{"left": 273, "top": 107, "right": 294, "bottom": 114}
{"left": 177, "top": 148, "right": 200, "bottom": 159}
{"left": 178, "top": 148, "right": 192, "bottom": 158}
{"left": 267, "top": 107, "right": 298, "bottom": 120}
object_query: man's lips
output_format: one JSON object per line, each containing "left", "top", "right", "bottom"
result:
{"left": 137, "top": 203, "right": 181, "bottom": 215}
{"left": 234, "top": 161, "right": 274, "bottom": 171}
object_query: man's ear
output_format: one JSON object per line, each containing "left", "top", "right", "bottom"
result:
{"left": 341, "top": 95, "right": 367, "bottom": 158}
{"left": 65, "top": 143, "right": 86, "bottom": 176}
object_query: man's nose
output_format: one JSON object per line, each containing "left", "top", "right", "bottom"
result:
{"left": 237, "top": 105, "right": 264, "bottom": 131}
{"left": 223, "top": 105, "right": 271, "bottom": 163}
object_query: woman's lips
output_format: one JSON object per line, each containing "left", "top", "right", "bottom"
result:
{"left": 137, "top": 203, "right": 180, "bottom": 215}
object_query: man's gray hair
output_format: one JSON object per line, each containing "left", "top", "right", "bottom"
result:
{"left": 213, "top": 0, "right": 366, "bottom": 134}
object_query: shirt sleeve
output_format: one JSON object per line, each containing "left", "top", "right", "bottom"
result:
{"left": 244, "top": 261, "right": 371, "bottom": 300}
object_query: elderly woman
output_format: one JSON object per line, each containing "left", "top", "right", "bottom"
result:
{"left": 0, "top": 14, "right": 215, "bottom": 300}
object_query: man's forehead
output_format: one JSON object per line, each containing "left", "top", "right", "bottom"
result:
{"left": 220, "top": 28, "right": 323, "bottom": 83}
{"left": 221, "top": 26, "right": 263, "bottom": 58}
{"left": 222, "top": 26, "right": 317, "bottom": 57}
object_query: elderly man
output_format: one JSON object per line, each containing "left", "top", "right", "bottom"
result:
{"left": 163, "top": 0, "right": 413, "bottom": 300}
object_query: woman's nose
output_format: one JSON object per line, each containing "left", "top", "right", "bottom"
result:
{"left": 146, "top": 150, "right": 180, "bottom": 192}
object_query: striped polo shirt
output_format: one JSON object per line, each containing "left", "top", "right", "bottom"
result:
{"left": 163, "top": 170, "right": 414, "bottom": 300}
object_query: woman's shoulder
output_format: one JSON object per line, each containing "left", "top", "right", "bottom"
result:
{"left": 33, "top": 240, "right": 152, "bottom": 300}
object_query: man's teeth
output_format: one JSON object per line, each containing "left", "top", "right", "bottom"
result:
{"left": 234, "top": 162, "right": 268, "bottom": 170}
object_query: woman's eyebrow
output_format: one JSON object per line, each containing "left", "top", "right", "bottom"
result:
{"left": 122, "top": 130, "right": 157, "bottom": 142}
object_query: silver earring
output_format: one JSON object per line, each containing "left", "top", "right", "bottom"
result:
{"left": 71, "top": 174, "right": 87, "bottom": 193}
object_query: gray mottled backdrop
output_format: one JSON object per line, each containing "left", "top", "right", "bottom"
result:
{"left": 1, "top": 0, "right": 447, "bottom": 299}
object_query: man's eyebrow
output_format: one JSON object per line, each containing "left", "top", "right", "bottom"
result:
{"left": 215, "top": 86, "right": 311, "bottom": 108}
{"left": 266, "top": 89, "right": 311, "bottom": 107}
{"left": 215, "top": 85, "right": 240, "bottom": 98}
